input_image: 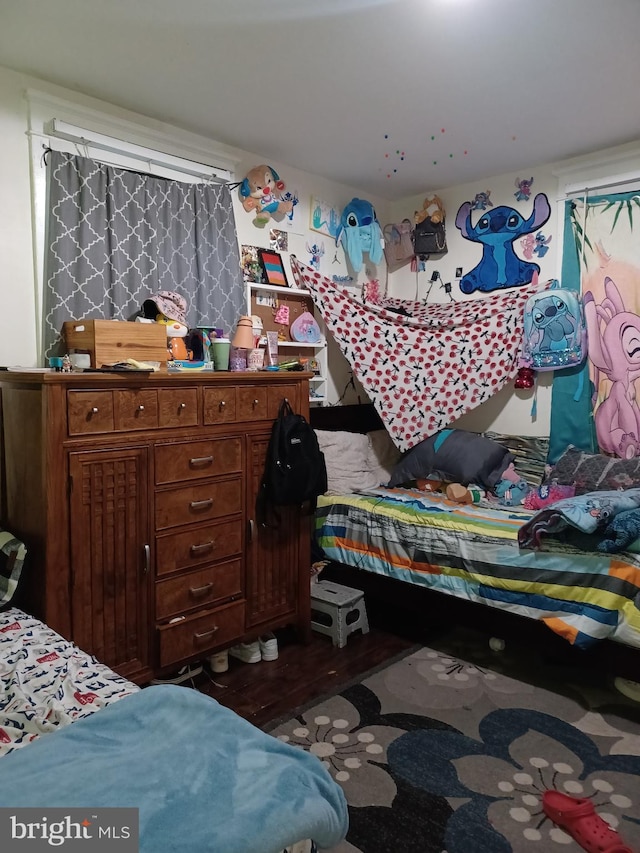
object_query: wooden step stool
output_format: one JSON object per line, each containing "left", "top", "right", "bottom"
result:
{"left": 310, "top": 580, "right": 369, "bottom": 648}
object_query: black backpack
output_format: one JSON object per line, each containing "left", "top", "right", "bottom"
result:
{"left": 257, "top": 400, "right": 328, "bottom": 527}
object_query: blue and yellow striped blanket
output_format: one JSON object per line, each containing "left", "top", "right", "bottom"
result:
{"left": 315, "top": 488, "right": 640, "bottom": 650}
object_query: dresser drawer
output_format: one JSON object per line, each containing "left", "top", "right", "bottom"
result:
{"left": 155, "top": 437, "right": 242, "bottom": 485}
{"left": 237, "top": 386, "right": 268, "bottom": 420}
{"left": 157, "top": 601, "right": 245, "bottom": 667}
{"left": 203, "top": 387, "right": 237, "bottom": 424}
{"left": 158, "top": 387, "right": 199, "bottom": 428}
{"left": 67, "top": 390, "right": 114, "bottom": 435}
{"left": 155, "top": 478, "right": 242, "bottom": 530}
{"left": 268, "top": 384, "right": 300, "bottom": 418}
{"left": 155, "top": 559, "right": 242, "bottom": 620}
{"left": 155, "top": 519, "right": 243, "bottom": 576}
{"left": 114, "top": 389, "right": 159, "bottom": 430}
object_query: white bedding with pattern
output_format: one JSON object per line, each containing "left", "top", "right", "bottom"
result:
{"left": 0, "top": 607, "right": 138, "bottom": 756}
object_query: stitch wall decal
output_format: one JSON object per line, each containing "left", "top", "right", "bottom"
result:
{"left": 455, "top": 192, "right": 551, "bottom": 293}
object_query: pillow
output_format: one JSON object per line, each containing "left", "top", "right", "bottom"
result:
{"left": 388, "top": 429, "right": 514, "bottom": 490}
{"left": 521, "top": 483, "right": 576, "bottom": 510}
{"left": 366, "top": 429, "right": 402, "bottom": 486}
{"left": 0, "top": 530, "right": 27, "bottom": 609}
{"left": 314, "top": 430, "right": 382, "bottom": 494}
{"left": 545, "top": 446, "right": 640, "bottom": 494}
{"left": 483, "top": 431, "right": 550, "bottom": 486}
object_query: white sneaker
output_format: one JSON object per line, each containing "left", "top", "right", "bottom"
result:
{"left": 228, "top": 641, "right": 261, "bottom": 664}
{"left": 614, "top": 677, "right": 640, "bottom": 703}
{"left": 208, "top": 650, "right": 229, "bottom": 673}
{"left": 259, "top": 632, "right": 279, "bottom": 661}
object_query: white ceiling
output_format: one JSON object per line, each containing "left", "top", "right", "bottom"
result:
{"left": 1, "top": 0, "right": 639, "bottom": 202}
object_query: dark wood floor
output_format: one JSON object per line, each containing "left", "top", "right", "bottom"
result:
{"left": 188, "top": 625, "right": 416, "bottom": 729}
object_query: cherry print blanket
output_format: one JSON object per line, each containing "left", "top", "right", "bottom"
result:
{"left": 291, "top": 257, "right": 544, "bottom": 452}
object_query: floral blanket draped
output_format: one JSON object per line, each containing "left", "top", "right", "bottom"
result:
{"left": 291, "top": 257, "right": 543, "bottom": 452}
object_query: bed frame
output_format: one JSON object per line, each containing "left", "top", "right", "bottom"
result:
{"left": 309, "top": 404, "right": 640, "bottom": 682}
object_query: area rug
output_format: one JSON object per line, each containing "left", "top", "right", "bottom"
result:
{"left": 269, "top": 632, "right": 640, "bottom": 852}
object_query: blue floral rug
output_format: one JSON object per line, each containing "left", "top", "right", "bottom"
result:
{"left": 270, "top": 632, "right": 640, "bottom": 852}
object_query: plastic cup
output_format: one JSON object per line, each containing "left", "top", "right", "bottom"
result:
{"left": 212, "top": 338, "right": 230, "bottom": 371}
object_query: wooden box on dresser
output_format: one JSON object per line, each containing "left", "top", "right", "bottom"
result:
{"left": 0, "top": 370, "right": 313, "bottom": 684}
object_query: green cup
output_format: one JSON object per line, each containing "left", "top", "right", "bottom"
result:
{"left": 212, "top": 338, "right": 230, "bottom": 371}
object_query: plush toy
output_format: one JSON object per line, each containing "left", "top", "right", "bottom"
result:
{"left": 239, "top": 164, "right": 293, "bottom": 227}
{"left": 142, "top": 291, "right": 190, "bottom": 361}
{"left": 414, "top": 194, "right": 446, "bottom": 226}
{"left": 335, "top": 198, "right": 384, "bottom": 273}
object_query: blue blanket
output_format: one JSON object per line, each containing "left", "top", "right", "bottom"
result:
{"left": 0, "top": 685, "right": 348, "bottom": 853}
{"left": 518, "top": 488, "right": 640, "bottom": 550}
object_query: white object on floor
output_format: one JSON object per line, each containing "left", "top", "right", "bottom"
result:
{"left": 310, "top": 580, "right": 369, "bottom": 648}
{"left": 208, "top": 650, "right": 229, "bottom": 673}
{"left": 614, "top": 677, "right": 640, "bottom": 703}
{"left": 150, "top": 664, "right": 203, "bottom": 685}
{"left": 228, "top": 641, "right": 261, "bottom": 664}
{"left": 259, "top": 632, "right": 279, "bottom": 661}
{"left": 489, "top": 637, "right": 506, "bottom": 652}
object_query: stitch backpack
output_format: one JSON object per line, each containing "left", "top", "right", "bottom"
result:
{"left": 521, "top": 282, "right": 588, "bottom": 371}
{"left": 256, "top": 399, "right": 328, "bottom": 528}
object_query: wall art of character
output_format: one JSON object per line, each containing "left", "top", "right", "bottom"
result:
{"left": 584, "top": 276, "right": 640, "bottom": 459}
{"left": 306, "top": 241, "right": 325, "bottom": 271}
{"left": 454, "top": 192, "right": 551, "bottom": 294}
{"left": 239, "top": 164, "right": 293, "bottom": 228}
{"left": 335, "top": 198, "right": 384, "bottom": 274}
{"left": 514, "top": 176, "right": 534, "bottom": 202}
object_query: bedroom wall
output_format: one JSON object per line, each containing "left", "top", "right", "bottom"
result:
{"left": 0, "top": 63, "right": 387, "bottom": 406}
{"left": 388, "top": 144, "right": 640, "bottom": 438}
{"left": 1, "top": 62, "right": 638, "bottom": 439}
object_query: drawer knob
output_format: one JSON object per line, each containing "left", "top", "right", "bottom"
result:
{"left": 219, "top": 400, "right": 226, "bottom": 410}
{"left": 179, "top": 402, "right": 187, "bottom": 409}
{"left": 253, "top": 399, "right": 259, "bottom": 407}
{"left": 194, "top": 626, "right": 219, "bottom": 641}
{"left": 189, "top": 455, "right": 214, "bottom": 467}
{"left": 90, "top": 406, "right": 99, "bottom": 414}
{"left": 137, "top": 404, "right": 145, "bottom": 412}
{"left": 189, "top": 582, "right": 214, "bottom": 596}
{"left": 190, "top": 540, "right": 215, "bottom": 554}
{"left": 190, "top": 498, "right": 213, "bottom": 511}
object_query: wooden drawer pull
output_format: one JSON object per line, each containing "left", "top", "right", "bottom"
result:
{"left": 194, "top": 626, "right": 219, "bottom": 641}
{"left": 190, "top": 498, "right": 213, "bottom": 511}
{"left": 190, "top": 540, "right": 215, "bottom": 554}
{"left": 189, "top": 455, "right": 214, "bottom": 467}
{"left": 189, "top": 582, "right": 214, "bottom": 596}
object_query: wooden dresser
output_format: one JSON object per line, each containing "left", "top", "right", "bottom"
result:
{"left": 0, "top": 370, "right": 312, "bottom": 683}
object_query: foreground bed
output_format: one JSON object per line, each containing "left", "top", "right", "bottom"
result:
{"left": 310, "top": 404, "right": 640, "bottom": 680}
{"left": 0, "top": 607, "right": 348, "bottom": 853}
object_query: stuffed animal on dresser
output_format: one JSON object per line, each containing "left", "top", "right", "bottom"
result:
{"left": 142, "top": 291, "right": 190, "bottom": 361}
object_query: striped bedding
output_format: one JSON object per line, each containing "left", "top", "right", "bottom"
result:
{"left": 315, "top": 488, "right": 640, "bottom": 650}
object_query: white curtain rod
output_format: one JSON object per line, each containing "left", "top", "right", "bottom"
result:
{"left": 49, "top": 119, "right": 232, "bottom": 182}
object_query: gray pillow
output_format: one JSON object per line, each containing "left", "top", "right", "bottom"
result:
{"left": 388, "top": 429, "right": 514, "bottom": 490}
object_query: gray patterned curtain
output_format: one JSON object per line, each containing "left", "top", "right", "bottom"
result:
{"left": 44, "top": 150, "right": 244, "bottom": 358}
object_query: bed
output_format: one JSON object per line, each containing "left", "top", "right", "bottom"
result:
{"left": 0, "top": 606, "right": 348, "bottom": 853}
{"left": 309, "top": 404, "right": 640, "bottom": 680}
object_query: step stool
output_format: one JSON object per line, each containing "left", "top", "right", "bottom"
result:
{"left": 310, "top": 580, "right": 369, "bottom": 648}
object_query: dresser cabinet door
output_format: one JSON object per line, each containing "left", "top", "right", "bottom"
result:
{"left": 68, "top": 447, "right": 150, "bottom": 681}
{"left": 244, "top": 433, "right": 304, "bottom": 629}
